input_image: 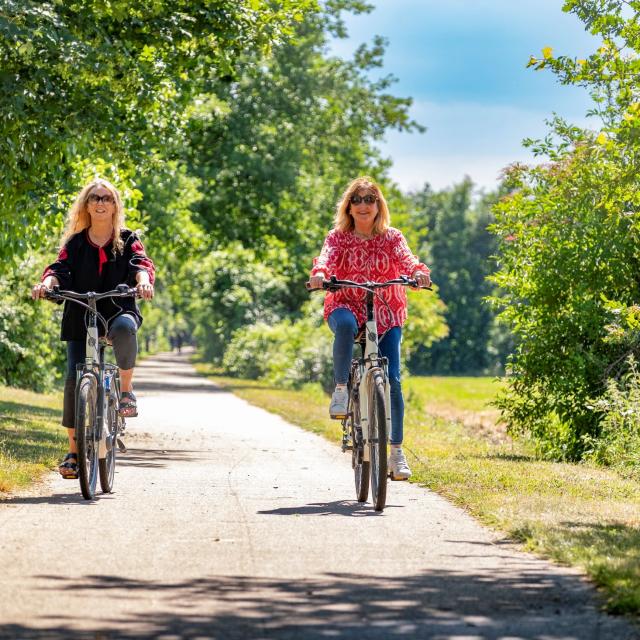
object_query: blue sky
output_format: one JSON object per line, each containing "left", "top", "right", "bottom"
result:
{"left": 329, "top": 0, "right": 602, "bottom": 192}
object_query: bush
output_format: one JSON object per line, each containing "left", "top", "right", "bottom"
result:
{"left": 223, "top": 314, "right": 334, "bottom": 391}
{"left": 584, "top": 357, "right": 640, "bottom": 476}
{"left": 0, "top": 259, "right": 65, "bottom": 391}
{"left": 180, "top": 244, "right": 290, "bottom": 363}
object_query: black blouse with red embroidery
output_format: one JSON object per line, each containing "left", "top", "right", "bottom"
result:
{"left": 42, "top": 229, "right": 156, "bottom": 341}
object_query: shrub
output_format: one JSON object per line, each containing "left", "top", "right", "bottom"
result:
{"left": 223, "top": 315, "right": 334, "bottom": 390}
{"left": 584, "top": 357, "right": 640, "bottom": 476}
{"left": 0, "top": 260, "right": 65, "bottom": 391}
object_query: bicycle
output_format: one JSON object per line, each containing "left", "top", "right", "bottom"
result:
{"left": 307, "top": 275, "right": 430, "bottom": 511}
{"left": 45, "top": 284, "right": 138, "bottom": 500}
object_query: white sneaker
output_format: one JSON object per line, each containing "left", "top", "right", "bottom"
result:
{"left": 389, "top": 447, "right": 412, "bottom": 480}
{"left": 329, "top": 387, "right": 349, "bottom": 419}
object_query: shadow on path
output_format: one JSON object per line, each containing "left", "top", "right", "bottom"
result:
{"left": 2, "top": 568, "right": 635, "bottom": 639}
{"left": 258, "top": 500, "right": 402, "bottom": 517}
{"left": 133, "top": 380, "right": 225, "bottom": 393}
{"left": 0, "top": 491, "right": 111, "bottom": 506}
{"left": 116, "top": 448, "right": 212, "bottom": 469}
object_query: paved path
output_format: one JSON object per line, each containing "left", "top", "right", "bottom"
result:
{"left": 0, "top": 352, "right": 637, "bottom": 639}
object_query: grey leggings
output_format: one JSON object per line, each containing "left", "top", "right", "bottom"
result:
{"left": 62, "top": 313, "right": 139, "bottom": 428}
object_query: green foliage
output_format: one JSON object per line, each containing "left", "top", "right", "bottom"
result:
{"left": 403, "top": 287, "right": 449, "bottom": 361}
{"left": 149, "top": 0, "right": 427, "bottom": 362}
{"left": 0, "top": 260, "right": 65, "bottom": 391}
{"left": 183, "top": 1, "right": 422, "bottom": 267}
{"left": 584, "top": 357, "right": 640, "bottom": 475}
{"left": 223, "top": 318, "right": 334, "bottom": 390}
{"left": 408, "top": 179, "right": 506, "bottom": 374}
{"left": 489, "top": 1, "right": 640, "bottom": 459}
{"left": 0, "top": 0, "right": 314, "bottom": 261}
{"left": 490, "top": 138, "right": 640, "bottom": 458}
{"left": 180, "top": 245, "right": 290, "bottom": 362}
{"left": 222, "top": 296, "right": 333, "bottom": 389}
{"left": 9, "top": 0, "right": 433, "bottom": 395}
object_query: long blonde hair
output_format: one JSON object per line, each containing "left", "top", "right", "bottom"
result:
{"left": 334, "top": 176, "right": 390, "bottom": 235}
{"left": 60, "top": 178, "right": 126, "bottom": 253}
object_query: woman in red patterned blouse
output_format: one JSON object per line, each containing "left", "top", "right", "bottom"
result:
{"left": 309, "top": 176, "right": 430, "bottom": 480}
{"left": 32, "top": 178, "right": 155, "bottom": 479}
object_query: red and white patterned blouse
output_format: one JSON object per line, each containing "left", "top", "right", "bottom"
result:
{"left": 310, "top": 227, "right": 429, "bottom": 332}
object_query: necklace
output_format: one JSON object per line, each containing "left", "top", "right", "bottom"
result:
{"left": 354, "top": 229, "right": 374, "bottom": 240}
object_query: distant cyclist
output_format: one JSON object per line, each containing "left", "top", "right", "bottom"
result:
{"left": 308, "top": 176, "right": 430, "bottom": 480}
{"left": 31, "top": 178, "right": 155, "bottom": 479}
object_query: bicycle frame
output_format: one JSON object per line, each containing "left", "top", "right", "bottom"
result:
{"left": 356, "top": 287, "right": 390, "bottom": 462}
{"left": 77, "top": 294, "right": 117, "bottom": 459}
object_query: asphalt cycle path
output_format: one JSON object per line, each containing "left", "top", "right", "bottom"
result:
{"left": 0, "top": 351, "right": 637, "bottom": 639}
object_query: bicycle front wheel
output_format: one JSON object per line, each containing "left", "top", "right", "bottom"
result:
{"left": 349, "top": 386, "right": 369, "bottom": 502}
{"left": 99, "top": 392, "right": 118, "bottom": 493}
{"left": 76, "top": 374, "right": 99, "bottom": 500}
{"left": 368, "top": 369, "right": 388, "bottom": 511}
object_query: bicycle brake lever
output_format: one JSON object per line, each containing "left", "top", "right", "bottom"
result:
{"left": 44, "top": 285, "right": 60, "bottom": 301}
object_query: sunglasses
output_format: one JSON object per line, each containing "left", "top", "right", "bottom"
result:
{"left": 87, "top": 194, "right": 115, "bottom": 205}
{"left": 349, "top": 194, "right": 378, "bottom": 205}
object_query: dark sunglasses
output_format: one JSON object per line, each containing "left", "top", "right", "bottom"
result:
{"left": 87, "top": 194, "right": 115, "bottom": 205}
{"left": 349, "top": 194, "right": 378, "bottom": 205}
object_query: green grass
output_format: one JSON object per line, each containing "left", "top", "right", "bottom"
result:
{"left": 405, "top": 375, "right": 504, "bottom": 413}
{"left": 197, "top": 364, "right": 640, "bottom": 617}
{"left": 0, "top": 386, "right": 66, "bottom": 493}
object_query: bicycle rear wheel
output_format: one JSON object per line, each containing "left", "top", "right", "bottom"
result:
{"left": 349, "top": 386, "right": 369, "bottom": 502}
{"left": 368, "top": 369, "right": 388, "bottom": 511}
{"left": 99, "top": 391, "right": 118, "bottom": 493}
{"left": 76, "top": 374, "right": 99, "bottom": 500}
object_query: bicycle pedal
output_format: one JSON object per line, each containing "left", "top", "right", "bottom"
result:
{"left": 116, "top": 438, "right": 127, "bottom": 453}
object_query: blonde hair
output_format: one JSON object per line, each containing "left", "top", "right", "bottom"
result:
{"left": 60, "top": 178, "right": 126, "bottom": 253}
{"left": 334, "top": 176, "right": 390, "bottom": 235}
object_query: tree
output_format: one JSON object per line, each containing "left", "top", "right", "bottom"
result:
{"left": 489, "top": 1, "right": 640, "bottom": 459}
{"left": 182, "top": 1, "right": 422, "bottom": 262}
{"left": 408, "top": 179, "right": 501, "bottom": 374}
{"left": 0, "top": 0, "right": 313, "bottom": 261}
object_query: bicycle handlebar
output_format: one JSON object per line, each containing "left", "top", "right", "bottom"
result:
{"left": 44, "top": 284, "right": 139, "bottom": 302}
{"left": 41, "top": 285, "right": 139, "bottom": 337}
{"left": 305, "top": 275, "right": 432, "bottom": 292}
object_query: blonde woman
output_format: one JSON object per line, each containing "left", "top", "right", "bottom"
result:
{"left": 309, "top": 176, "right": 430, "bottom": 480}
{"left": 31, "top": 179, "right": 155, "bottom": 479}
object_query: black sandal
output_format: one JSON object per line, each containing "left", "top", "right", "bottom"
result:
{"left": 58, "top": 453, "right": 78, "bottom": 479}
{"left": 119, "top": 391, "right": 138, "bottom": 418}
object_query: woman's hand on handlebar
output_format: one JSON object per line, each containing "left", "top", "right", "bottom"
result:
{"left": 31, "top": 276, "right": 59, "bottom": 300}
{"left": 136, "top": 281, "right": 154, "bottom": 300}
{"left": 135, "top": 272, "right": 154, "bottom": 300}
{"left": 308, "top": 274, "right": 326, "bottom": 290}
{"left": 412, "top": 270, "right": 431, "bottom": 289}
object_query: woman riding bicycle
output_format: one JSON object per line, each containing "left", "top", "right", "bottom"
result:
{"left": 308, "top": 176, "right": 430, "bottom": 480}
{"left": 31, "top": 178, "right": 155, "bottom": 479}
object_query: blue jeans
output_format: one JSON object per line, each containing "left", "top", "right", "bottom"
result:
{"left": 328, "top": 308, "right": 405, "bottom": 445}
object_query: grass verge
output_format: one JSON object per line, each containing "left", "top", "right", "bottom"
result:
{"left": 0, "top": 386, "right": 65, "bottom": 493}
{"left": 195, "top": 363, "right": 640, "bottom": 617}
